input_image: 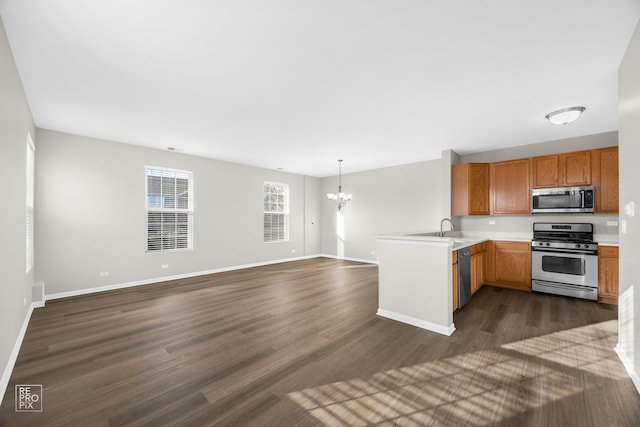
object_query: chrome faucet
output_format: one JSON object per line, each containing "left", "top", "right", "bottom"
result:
{"left": 440, "top": 218, "right": 456, "bottom": 237}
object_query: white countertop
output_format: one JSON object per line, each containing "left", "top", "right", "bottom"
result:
{"left": 376, "top": 230, "right": 618, "bottom": 250}
{"left": 376, "top": 231, "right": 491, "bottom": 250}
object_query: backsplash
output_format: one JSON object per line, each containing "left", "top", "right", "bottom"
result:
{"left": 458, "top": 214, "right": 619, "bottom": 242}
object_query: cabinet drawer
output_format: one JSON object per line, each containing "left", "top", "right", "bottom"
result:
{"left": 599, "top": 246, "right": 619, "bottom": 257}
{"left": 493, "top": 241, "right": 530, "bottom": 252}
{"left": 470, "top": 242, "right": 487, "bottom": 255}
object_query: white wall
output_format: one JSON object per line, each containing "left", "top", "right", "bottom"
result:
{"left": 320, "top": 158, "right": 446, "bottom": 262}
{"left": 377, "top": 239, "right": 453, "bottom": 335}
{"left": 459, "top": 131, "right": 618, "bottom": 163}
{"left": 35, "top": 129, "right": 321, "bottom": 296}
{"left": 304, "top": 175, "right": 322, "bottom": 256}
{"left": 0, "top": 17, "right": 36, "bottom": 398}
{"left": 618, "top": 18, "right": 640, "bottom": 389}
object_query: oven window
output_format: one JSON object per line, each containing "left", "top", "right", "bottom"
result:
{"left": 541, "top": 255, "right": 585, "bottom": 276}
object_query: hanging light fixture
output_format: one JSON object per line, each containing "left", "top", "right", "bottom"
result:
{"left": 545, "top": 106, "right": 586, "bottom": 125}
{"left": 327, "top": 159, "right": 352, "bottom": 210}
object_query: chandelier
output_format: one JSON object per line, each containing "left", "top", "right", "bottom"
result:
{"left": 326, "top": 159, "right": 352, "bottom": 210}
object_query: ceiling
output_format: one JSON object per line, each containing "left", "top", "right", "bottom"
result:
{"left": 1, "top": 1, "right": 639, "bottom": 177}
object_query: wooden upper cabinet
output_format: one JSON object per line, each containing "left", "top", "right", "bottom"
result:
{"left": 491, "top": 159, "right": 531, "bottom": 215}
{"left": 531, "top": 150, "right": 591, "bottom": 188}
{"left": 531, "top": 155, "right": 559, "bottom": 188}
{"left": 592, "top": 146, "right": 619, "bottom": 214}
{"left": 452, "top": 163, "right": 490, "bottom": 216}
{"left": 559, "top": 150, "right": 591, "bottom": 186}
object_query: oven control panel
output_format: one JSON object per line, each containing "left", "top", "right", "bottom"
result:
{"left": 531, "top": 240, "right": 598, "bottom": 253}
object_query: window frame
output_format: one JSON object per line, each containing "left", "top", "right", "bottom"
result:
{"left": 263, "top": 181, "right": 290, "bottom": 243}
{"left": 145, "top": 166, "right": 194, "bottom": 252}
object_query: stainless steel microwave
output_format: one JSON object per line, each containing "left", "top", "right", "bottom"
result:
{"left": 531, "top": 186, "right": 595, "bottom": 214}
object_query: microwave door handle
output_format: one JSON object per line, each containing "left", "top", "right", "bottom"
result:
{"left": 580, "top": 190, "right": 585, "bottom": 208}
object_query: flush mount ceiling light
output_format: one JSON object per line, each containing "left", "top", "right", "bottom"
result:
{"left": 326, "top": 159, "right": 352, "bottom": 211}
{"left": 545, "top": 106, "right": 586, "bottom": 125}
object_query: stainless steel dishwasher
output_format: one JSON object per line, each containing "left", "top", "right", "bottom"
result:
{"left": 457, "top": 247, "right": 472, "bottom": 308}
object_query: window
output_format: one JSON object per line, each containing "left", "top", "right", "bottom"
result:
{"left": 263, "top": 182, "right": 289, "bottom": 242}
{"left": 26, "top": 134, "right": 35, "bottom": 273}
{"left": 145, "top": 167, "right": 193, "bottom": 252}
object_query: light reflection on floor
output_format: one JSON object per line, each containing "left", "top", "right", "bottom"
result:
{"left": 288, "top": 320, "right": 625, "bottom": 426}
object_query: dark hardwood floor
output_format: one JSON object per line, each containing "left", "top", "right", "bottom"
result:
{"left": 1, "top": 257, "right": 638, "bottom": 426}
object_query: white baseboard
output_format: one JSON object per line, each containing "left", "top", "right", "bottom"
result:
{"left": 376, "top": 308, "right": 456, "bottom": 336}
{"left": 615, "top": 344, "right": 640, "bottom": 395}
{"left": 318, "top": 253, "right": 379, "bottom": 265}
{"left": 0, "top": 302, "right": 40, "bottom": 407}
{"left": 45, "top": 254, "right": 328, "bottom": 301}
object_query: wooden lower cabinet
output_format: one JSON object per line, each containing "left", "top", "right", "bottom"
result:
{"left": 452, "top": 244, "right": 486, "bottom": 311}
{"left": 452, "top": 251, "right": 458, "bottom": 312}
{"left": 598, "top": 246, "right": 619, "bottom": 304}
{"left": 470, "top": 242, "right": 486, "bottom": 294}
{"left": 486, "top": 240, "right": 531, "bottom": 291}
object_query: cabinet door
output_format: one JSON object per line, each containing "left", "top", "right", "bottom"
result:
{"left": 469, "top": 164, "right": 490, "bottom": 215}
{"left": 598, "top": 246, "right": 619, "bottom": 304}
{"left": 490, "top": 241, "right": 531, "bottom": 291}
{"left": 560, "top": 150, "right": 591, "bottom": 186}
{"left": 531, "top": 155, "right": 559, "bottom": 188}
{"left": 491, "top": 159, "right": 531, "bottom": 214}
{"left": 592, "top": 147, "right": 619, "bottom": 214}
{"left": 471, "top": 253, "right": 480, "bottom": 295}
{"left": 480, "top": 249, "right": 487, "bottom": 285}
{"left": 452, "top": 260, "right": 458, "bottom": 312}
{"left": 452, "top": 163, "right": 490, "bottom": 216}
{"left": 470, "top": 243, "right": 487, "bottom": 295}
{"left": 485, "top": 240, "right": 496, "bottom": 282}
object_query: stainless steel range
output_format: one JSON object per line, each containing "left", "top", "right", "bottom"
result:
{"left": 531, "top": 222, "right": 599, "bottom": 301}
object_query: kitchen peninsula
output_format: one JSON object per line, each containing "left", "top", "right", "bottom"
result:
{"left": 375, "top": 232, "right": 487, "bottom": 336}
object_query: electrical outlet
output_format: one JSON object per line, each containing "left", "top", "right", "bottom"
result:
{"left": 488, "top": 220, "right": 496, "bottom": 225}
{"left": 99, "top": 272, "right": 109, "bottom": 277}
{"left": 607, "top": 221, "right": 618, "bottom": 226}
{"left": 621, "top": 220, "right": 627, "bottom": 234}
{"left": 291, "top": 249, "right": 296, "bottom": 253}
{"left": 161, "top": 264, "right": 169, "bottom": 269}
{"left": 624, "top": 201, "right": 635, "bottom": 217}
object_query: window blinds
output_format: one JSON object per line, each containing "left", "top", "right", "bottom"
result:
{"left": 263, "top": 181, "right": 289, "bottom": 242}
{"left": 145, "top": 167, "right": 193, "bottom": 251}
